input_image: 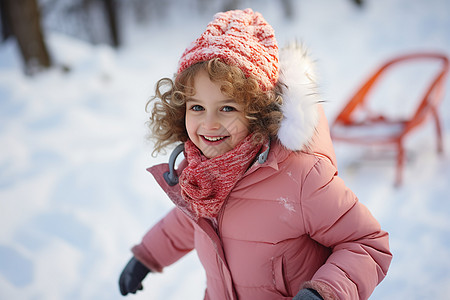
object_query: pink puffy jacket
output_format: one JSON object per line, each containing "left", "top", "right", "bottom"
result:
{"left": 132, "top": 45, "right": 392, "bottom": 300}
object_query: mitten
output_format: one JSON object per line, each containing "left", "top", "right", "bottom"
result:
{"left": 119, "top": 257, "right": 151, "bottom": 296}
{"left": 293, "top": 288, "right": 324, "bottom": 300}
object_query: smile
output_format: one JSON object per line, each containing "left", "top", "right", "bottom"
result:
{"left": 202, "top": 135, "right": 228, "bottom": 142}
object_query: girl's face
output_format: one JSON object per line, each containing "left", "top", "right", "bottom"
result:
{"left": 185, "top": 69, "right": 249, "bottom": 158}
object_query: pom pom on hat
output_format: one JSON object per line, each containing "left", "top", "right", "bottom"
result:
{"left": 177, "top": 8, "right": 279, "bottom": 90}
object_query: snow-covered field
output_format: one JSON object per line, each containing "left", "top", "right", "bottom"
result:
{"left": 1, "top": 0, "right": 449, "bottom": 299}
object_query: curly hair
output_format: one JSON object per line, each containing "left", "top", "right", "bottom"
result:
{"left": 146, "top": 59, "right": 284, "bottom": 156}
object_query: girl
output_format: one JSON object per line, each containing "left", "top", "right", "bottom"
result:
{"left": 119, "top": 9, "right": 392, "bottom": 300}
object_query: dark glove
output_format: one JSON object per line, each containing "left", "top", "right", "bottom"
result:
{"left": 293, "top": 288, "right": 324, "bottom": 300}
{"left": 119, "top": 257, "right": 151, "bottom": 296}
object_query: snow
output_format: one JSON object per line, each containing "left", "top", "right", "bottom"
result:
{"left": 1, "top": 0, "right": 450, "bottom": 299}
{"left": 277, "top": 196, "right": 296, "bottom": 213}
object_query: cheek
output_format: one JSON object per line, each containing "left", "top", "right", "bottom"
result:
{"left": 228, "top": 116, "right": 250, "bottom": 140}
{"left": 185, "top": 114, "right": 195, "bottom": 139}
{"left": 236, "top": 128, "right": 250, "bottom": 143}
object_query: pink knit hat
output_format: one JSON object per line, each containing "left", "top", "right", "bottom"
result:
{"left": 177, "top": 8, "right": 279, "bottom": 90}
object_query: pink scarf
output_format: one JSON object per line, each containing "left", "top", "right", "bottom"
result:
{"left": 179, "top": 135, "right": 264, "bottom": 219}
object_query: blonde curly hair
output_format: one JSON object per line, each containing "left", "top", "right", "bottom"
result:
{"left": 146, "top": 59, "right": 284, "bottom": 156}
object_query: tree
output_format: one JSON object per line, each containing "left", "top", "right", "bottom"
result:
{"left": 102, "top": 0, "right": 120, "bottom": 48}
{"left": 1, "top": 0, "right": 52, "bottom": 75}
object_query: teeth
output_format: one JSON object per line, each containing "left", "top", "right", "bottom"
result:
{"left": 204, "top": 136, "right": 225, "bottom": 142}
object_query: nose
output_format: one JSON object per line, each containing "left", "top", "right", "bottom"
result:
{"left": 203, "top": 111, "right": 220, "bottom": 130}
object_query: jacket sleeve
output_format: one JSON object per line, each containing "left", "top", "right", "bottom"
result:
{"left": 300, "top": 157, "right": 392, "bottom": 300}
{"left": 132, "top": 207, "right": 195, "bottom": 272}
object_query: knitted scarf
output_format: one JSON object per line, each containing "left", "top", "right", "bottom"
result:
{"left": 179, "top": 134, "right": 264, "bottom": 219}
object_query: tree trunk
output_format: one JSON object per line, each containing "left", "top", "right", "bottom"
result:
{"left": 353, "top": 0, "right": 363, "bottom": 7}
{"left": 0, "top": 0, "right": 13, "bottom": 41}
{"left": 102, "top": 0, "right": 120, "bottom": 48}
{"left": 281, "top": 0, "right": 294, "bottom": 19}
{"left": 4, "top": 0, "right": 52, "bottom": 74}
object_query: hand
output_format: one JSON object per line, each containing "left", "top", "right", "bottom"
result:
{"left": 293, "top": 288, "right": 324, "bottom": 300}
{"left": 119, "top": 257, "right": 151, "bottom": 296}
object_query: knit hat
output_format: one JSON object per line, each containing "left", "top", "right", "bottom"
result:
{"left": 177, "top": 8, "right": 279, "bottom": 90}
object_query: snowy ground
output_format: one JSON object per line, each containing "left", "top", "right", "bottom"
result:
{"left": 1, "top": 0, "right": 450, "bottom": 299}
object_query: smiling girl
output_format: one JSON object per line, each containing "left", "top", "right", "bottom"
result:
{"left": 119, "top": 9, "right": 392, "bottom": 300}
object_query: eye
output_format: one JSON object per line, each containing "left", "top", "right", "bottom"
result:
{"left": 221, "top": 106, "right": 237, "bottom": 112}
{"left": 190, "top": 104, "right": 204, "bottom": 111}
